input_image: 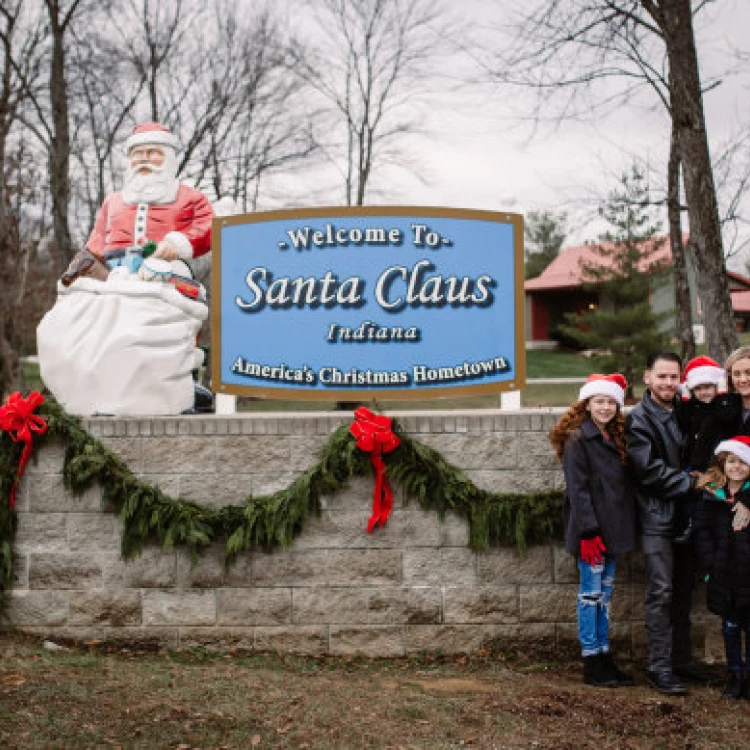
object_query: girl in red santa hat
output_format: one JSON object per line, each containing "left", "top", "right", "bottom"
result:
{"left": 695, "top": 436, "right": 750, "bottom": 699}
{"left": 549, "top": 374, "right": 637, "bottom": 688}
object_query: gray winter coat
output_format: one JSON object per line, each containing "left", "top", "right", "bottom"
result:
{"left": 626, "top": 390, "right": 693, "bottom": 539}
{"left": 562, "top": 417, "right": 636, "bottom": 557}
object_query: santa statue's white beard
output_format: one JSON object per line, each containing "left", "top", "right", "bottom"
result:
{"left": 122, "top": 154, "right": 180, "bottom": 205}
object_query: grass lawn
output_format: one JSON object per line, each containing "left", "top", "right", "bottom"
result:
{"left": 0, "top": 631, "right": 744, "bottom": 749}
{"left": 525, "top": 348, "right": 609, "bottom": 379}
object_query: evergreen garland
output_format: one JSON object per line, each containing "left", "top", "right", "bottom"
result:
{"left": 0, "top": 396, "right": 564, "bottom": 594}
{"left": 0, "top": 433, "right": 21, "bottom": 588}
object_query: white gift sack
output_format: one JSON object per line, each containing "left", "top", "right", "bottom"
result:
{"left": 37, "top": 278, "right": 208, "bottom": 416}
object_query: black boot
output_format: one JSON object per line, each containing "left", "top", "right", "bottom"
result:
{"left": 600, "top": 652, "right": 635, "bottom": 687}
{"left": 743, "top": 672, "right": 750, "bottom": 701}
{"left": 723, "top": 670, "right": 743, "bottom": 699}
{"left": 583, "top": 654, "right": 618, "bottom": 688}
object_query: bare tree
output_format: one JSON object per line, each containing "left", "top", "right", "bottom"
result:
{"left": 0, "top": 0, "right": 45, "bottom": 397}
{"left": 292, "top": 0, "right": 447, "bottom": 206}
{"left": 524, "top": 210, "right": 567, "bottom": 280}
{"left": 647, "top": 0, "right": 735, "bottom": 361}
{"left": 114, "top": 0, "right": 317, "bottom": 209}
{"left": 712, "top": 127, "right": 750, "bottom": 264}
{"left": 487, "top": 0, "right": 737, "bottom": 362}
{"left": 667, "top": 125, "right": 695, "bottom": 360}
{"left": 119, "top": 0, "right": 199, "bottom": 123}
{"left": 67, "top": 19, "right": 147, "bottom": 230}
{"left": 41, "top": 0, "right": 91, "bottom": 263}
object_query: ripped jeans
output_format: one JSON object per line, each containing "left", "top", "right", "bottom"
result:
{"left": 578, "top": 555, "right": 617, "bottom": 657}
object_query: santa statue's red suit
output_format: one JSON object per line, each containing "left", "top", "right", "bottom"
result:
{"left": 38, "top": 121, "right": 213, "bottom": 416}
{"left": 86, "top": 122, "right": 213, "bottom": 261}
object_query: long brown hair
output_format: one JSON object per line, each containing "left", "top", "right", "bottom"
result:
{"left": 549, "top": 399, "right": 628, "bottom": 464}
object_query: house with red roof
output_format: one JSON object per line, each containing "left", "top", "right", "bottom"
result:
{"left": 524, "top": 236, "right": 750, "bottom": 345}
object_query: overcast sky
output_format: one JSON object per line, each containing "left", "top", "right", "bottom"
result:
{"left": 266, "top": 0, "right": 750, "bottom": 263}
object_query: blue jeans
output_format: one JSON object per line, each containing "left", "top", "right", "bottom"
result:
{"left": 722, "top": 616, "right": 750, "bottom": 672}
{"left": 578, "top": 555, "right": 617, "bottom": 657}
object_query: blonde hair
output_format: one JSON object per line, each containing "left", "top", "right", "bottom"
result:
{"left": 725, "top": 346, "right": 750, "bottom": 392}
{"left": 549, "top": 399, "right": 627, "bottom": 464}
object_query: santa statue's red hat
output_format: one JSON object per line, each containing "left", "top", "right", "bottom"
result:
{"left": 125, "top": 122, "right": 179, "bottom": 153}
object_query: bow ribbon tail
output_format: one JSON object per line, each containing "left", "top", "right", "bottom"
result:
{"left": 366, "top": 447, "right": 384, "bottom": 533}
{"left": 7, "top": 483, "right": 18, "bottom": 511}
{"left": 366, "top": 447, "right": 394, "bottom": 533}
{"left": 379, "top": 468, "right": 394, "bottom": 528}
{"left": 8, "top": 440, "right": 36, "bottom": 510}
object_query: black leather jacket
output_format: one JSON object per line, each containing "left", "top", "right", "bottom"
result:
{"left": 626, "top": 390, "right": 693, "bottom": 538}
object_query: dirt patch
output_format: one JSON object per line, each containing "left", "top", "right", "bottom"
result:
{"left": 0, "top": 631, "right": 746, "bottom": 749}
{"left": 381, "top": 677, "right": 499, "bottom": 693}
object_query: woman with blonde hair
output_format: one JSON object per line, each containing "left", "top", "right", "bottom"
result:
{"left": 725, "top": 347, "right": 750, "bottom": 435}
{"left": 704, "top": 344, "right": 750, "bottom": 536}
{"left": 549, "top": 374, "right": 637, "bottom": 688}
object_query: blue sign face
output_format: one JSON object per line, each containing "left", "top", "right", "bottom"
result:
{"left": 212, "top": 207, "right": 525, "bottom": 400}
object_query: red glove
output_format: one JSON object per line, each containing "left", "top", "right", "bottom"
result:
{"left": 580, "top": 536, "right": 606, "bottom": 565}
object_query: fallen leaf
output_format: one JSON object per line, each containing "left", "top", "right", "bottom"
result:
{"left": 251, "top": 735, "right": 261, "bottom": 747}
{"left": 1, "top": 674, "right": 26, "bottom": 686}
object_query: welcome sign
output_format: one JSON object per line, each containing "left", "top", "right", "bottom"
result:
{"left": 212, "top": 207, "right": 524, "bottom": 400}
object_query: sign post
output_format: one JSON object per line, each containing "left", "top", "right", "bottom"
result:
{"left": 212, "top": 207, "right": 525, "bottom": 402}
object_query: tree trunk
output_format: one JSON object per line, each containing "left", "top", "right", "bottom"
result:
{"left": 48, "top": 2, "right": 73, "bottom": 264}
{"left": 655, "top": 0, "right": 737, "bottom": 362}
{"left": 667, "top": 124, "right": 695, "bottom": 362}
{"left": 0, "top": 143, "right": 26, "bottom": 398}
{"left": 0, "top": 319, "right": 21, "bottom": 400}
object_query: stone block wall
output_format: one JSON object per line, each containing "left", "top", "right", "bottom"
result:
{"left": 2, "top": 409, "right": 719, "bottom": 659}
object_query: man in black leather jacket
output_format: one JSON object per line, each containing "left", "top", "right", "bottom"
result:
{"left": 626, "top": 351, "right": 701, "bottom": 695}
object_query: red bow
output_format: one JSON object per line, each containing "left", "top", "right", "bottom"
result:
{"left": 350, "top": 407, "right": 401, "bottom": 532}
{"left": 0, "top": 391, "right": 48, "bottom": 509}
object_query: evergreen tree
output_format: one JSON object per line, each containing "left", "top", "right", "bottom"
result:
{"left": 560, "top": 166, "right": 670, "bottom": 398}
{"left": 524, "top": 210, "right": 567, "bottom": 280}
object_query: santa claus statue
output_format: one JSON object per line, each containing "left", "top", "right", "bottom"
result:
{"left": 87, "top": 121, "right": 213, "bottom": 262}
{"left": 37, "top": 122, "right": 213, "bottom": 416}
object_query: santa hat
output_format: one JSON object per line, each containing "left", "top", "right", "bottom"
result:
{"left": 125, "top": 122, "right": 179, "bottom": 154}
{"left": 578, "top": 373, "right": 627, "bottom": 407}
{"left": 682, "top": 355, "right": 724, "bottom": 393}
{"left": 715, "top": 435, "right": 750, "bottom": 467}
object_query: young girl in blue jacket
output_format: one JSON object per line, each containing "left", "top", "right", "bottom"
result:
{"left": 550, "top": 374, "right": 637, "bottom": 688}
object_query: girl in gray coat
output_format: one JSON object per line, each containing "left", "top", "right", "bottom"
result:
{"left": 550, "top": 374, "right": 637, "bottom": 688}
